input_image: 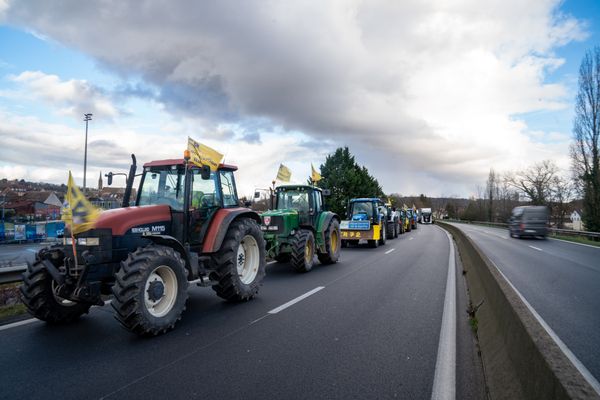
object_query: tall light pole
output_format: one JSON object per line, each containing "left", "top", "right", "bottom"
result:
{"left": 83, "top": 113, "right": 93, "bottom": 195}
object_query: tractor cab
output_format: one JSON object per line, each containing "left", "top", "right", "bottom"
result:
{"left": 273, "top": 185, "right": 324, "bottom": 226}
{"left": 136, "top": 159, "right": 240, "bottom": 247}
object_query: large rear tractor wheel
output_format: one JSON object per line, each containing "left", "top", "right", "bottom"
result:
{"left": 212, "top": 218, "right": 266, "bottom": 301}
{"left": 379, "top": 224, "right": 387, "bottom": 246}
{"left": 386, "top": 222, "right": 395, "bottom": 240}
{"left": 21, "top": 259, "right": 91, "bottom": 324}
{"left": 318, "top": 219, "right": 341, "bottom": 265}
{"left": 291, "top": 229, "right": 316, "bottom": 272}
{"left": 394, "top": 221, "right": 399, "bottom": 238}
{"left": 112, "top": 245, "right": 189, "bottom": 336}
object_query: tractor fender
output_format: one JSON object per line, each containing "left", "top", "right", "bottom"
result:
{"left": 316, "top": 212, "right": 339, "bottom": 233}
{"left": 315, "top": 212, "right": 340, "bottom": 249}
{"left": 202, "top": 208, "right": 261, "bottom": 253}
{"left": 144, "top": 234, "right": 193, "bottom": 277}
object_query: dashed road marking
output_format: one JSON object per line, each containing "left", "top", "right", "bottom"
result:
{"left": 529, "top": 245, "right": 543, "bottom": 252}
{"left": 385, "top": 248, "right": 395, "bottom": 254}
{"left": 409, "top": 237, "right": 414, "bottom": 241}
{"left": 268, "top": 286, "right": 325, "bottom": 314}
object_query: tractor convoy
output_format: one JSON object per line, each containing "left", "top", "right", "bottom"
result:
{"left": 20, "top": 152, "right": 426, "bottom": 336}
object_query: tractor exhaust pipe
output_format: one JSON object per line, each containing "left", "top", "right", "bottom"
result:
{"left": 122, "top": 154, "right": 137, "bottom": 207}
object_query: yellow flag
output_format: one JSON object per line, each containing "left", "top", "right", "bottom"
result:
{"left": 276, "top": 164, "right": 292, "bottom": 182}
{"left": 61, "top": 172, "right": 101, "bottom": 235}
{"left": 187, "top": 137, "right": 224, "bottom": 171}
{"left": 311, "top": 163, "right": 322, "bottom": 182}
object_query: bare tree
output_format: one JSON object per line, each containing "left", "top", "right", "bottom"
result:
{"left": 505, "top": 160, "right": 558, "bottom": 205}
{"left": 571, "top": 46, "right": 600, "bottom": 232}
{"left": 550, "top": 176, "right": 574, "bottom": 229}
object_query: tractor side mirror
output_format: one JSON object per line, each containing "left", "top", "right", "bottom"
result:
{"left": 254, "top": 191, "right": 261, "bottom": 199}
{"left": 105, "top": 172, "right": 113, "bottom": 186}
{"left": 200, "top": 165, "right": 211, "bottom": 180}
{"left": 322, "top": 189, "right": 331, "bottom": 196}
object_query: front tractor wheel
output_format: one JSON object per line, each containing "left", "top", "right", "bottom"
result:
{"left": 212, "top": 218, "right": 266, "bottom": 301}
{"left": 111, "top": 245, "right": 189, "bottom": 336}
{"left": 21, "top": 260, "right": 91, "bottom": 324}
{"left": 318, "top": 219, "right": 341, "bottom": 265}
{"left": 291, "top": 229, "right": 316, "bottom": 273}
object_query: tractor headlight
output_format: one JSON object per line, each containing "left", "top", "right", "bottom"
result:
{"left": 78, "top": 237, "right": 100, "bottom": 246}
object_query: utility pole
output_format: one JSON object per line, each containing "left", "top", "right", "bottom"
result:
{"left": 83, "top": 113, "right": 93, "bottom": 195}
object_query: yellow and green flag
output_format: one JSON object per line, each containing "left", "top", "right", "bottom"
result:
{"left": 187, "top": 136, "right": 224, "bottom": 171}
{"left": 311, "top": 163, "right": 322, "bottom": 182}
{"left": 61, "top": 172, "right": 101, "bottom": 235}
{"left": 276, "top": 164, "right": 292, "bottom": 182}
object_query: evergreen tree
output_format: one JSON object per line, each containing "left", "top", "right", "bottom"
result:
{"left": 316, "top": 147, "right": 384, "bottom": 217}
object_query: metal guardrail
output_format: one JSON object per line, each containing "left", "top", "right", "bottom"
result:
{"left": 0, "top": 264, "right": 27, "bottom": 285}
{"left": 446, "top": 219, "right": 600, "bottom": 240}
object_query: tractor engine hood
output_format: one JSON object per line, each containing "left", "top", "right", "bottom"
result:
{"left": 260, "top": 209, "right": 298, "bottom": 234}
{"left": 94, "top": 205, "right": 172, "bottom": 236}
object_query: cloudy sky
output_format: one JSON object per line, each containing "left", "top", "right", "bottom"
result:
{"left": 0, "top": 0, "right": 599, "bottom": 197}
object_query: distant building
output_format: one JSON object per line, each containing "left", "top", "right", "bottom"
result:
{"left": 98, "top": 171, "right": 103, "bottom": 190}
{"left": 570, "top": 210, "right": 584, "bottom": 231}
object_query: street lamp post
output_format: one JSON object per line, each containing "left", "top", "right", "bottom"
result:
{"left": 83, "top": 113, "right": 93, "bottom": 195}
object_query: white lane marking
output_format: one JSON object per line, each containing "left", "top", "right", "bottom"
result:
{"left": 409, "top": 237, "right": 414, "bottom": 241}
{"left": 549, "top": 237, "right": 600, "bottom": 250}
{"left": 529, "top": 245, "right": 543, "bottom": 252}
{"left": 490, "top": 260, "right": 600, "bottom": 395}
{"left": 385, "top": 248, "right": 395, "bottom": 254}
{"left": 268, "top": 286, "right": 325, "bottom": 314}
{"left": 267, "top": 260, "right": 277, "bottom": 265}
{"left": 0, "top": 318, "right": 37, "bottom": 332}
{"left": 26, "top": 249, "right": 38, "bottom": 253}
{"left": 431, "top": 229, "right": 456, "bottom": 400}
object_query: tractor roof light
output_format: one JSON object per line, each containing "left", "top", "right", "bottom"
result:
{"left": 183, "top": 149, "right": 191, "bottom": 161}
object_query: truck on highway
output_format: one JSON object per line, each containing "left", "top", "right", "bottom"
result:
{"left": 341, "top": 198, "right": 388, "bottom": 248}
{"left": 420, "top": 208, "right": 433, "bottom": 224}
{"left": 508, "top": 206, "right": 549, "bottom": 239}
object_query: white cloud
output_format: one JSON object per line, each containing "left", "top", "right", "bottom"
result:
{"left": 1, "top": 0, "right": 588, "bottom": 195}
{"left": 10, "top": 71, "right": 119, "bottom": 119}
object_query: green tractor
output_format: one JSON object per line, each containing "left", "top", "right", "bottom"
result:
{"left": 258, "top": 185, "right": 341, "bottom": 273}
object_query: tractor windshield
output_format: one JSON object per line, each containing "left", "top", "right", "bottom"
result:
{"left": 276, "top": 189, "right": 310, "bottom": 213}
{"left": 138, "top": 168, "right": 185, "bottom": 211}
{"left": 350, "top": 202, "right": 373, "bottom": 221}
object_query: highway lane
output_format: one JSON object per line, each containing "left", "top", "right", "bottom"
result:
{"left": 0, "top": 225, "right": 484, "bottom": 400}
{"left": 447, "top": 222, "right": 600, "bottom": 385}
{"left": 0, "top": 243, "right": 45, "bottom": 265}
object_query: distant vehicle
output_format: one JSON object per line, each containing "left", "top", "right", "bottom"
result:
{"left": 508, "top": 206, "right": 549, "bottom": 239}
{"left": 420, "top": 208, "right": 433, "bottom": 224}
{"left": 404, "top": 208, "right": 413, "bottom": 232}
{"left": 410, "top": 207, "right": 418, "bottom": 230}
{"left": 341, "top": 198, "right": 388, "bottom": 248}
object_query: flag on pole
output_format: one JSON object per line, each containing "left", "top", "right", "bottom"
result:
{"left": 311, "top": 163, "right": 322, "bottom": 182}
{"left": 187, "top": 137, "right": 224, "bottom": 171}
{"left": 61, "top": 171, "right": 100, "bottom": 235}
{"left": 276, "top": 164, "right": 292, "bottom": 182}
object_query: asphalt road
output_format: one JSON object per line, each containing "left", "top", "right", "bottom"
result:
{"left": 447, "top": 222, "right": 600, "bottom": 385}
{"left": 0, "top": 243, "right": 45, "bottom": 266}
{"left": 0, "top": 225, "right": 484, "bottom": 400}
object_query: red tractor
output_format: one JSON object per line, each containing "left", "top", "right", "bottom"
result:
{"left": 21, "top": 154, "right": 266, "bottom": 336}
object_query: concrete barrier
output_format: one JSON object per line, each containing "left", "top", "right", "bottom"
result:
{"left": 437, "top": 221, "right": 600, "bottom": 400}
